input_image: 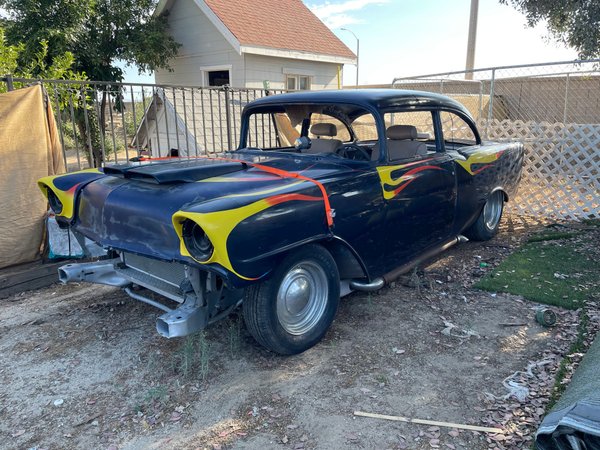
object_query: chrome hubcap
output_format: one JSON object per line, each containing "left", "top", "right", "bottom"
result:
{"left": 483, "top": 191, "right": 503, "bottom": 230}
{"left": 276, "top": 261, "right": 328, "bottom": 335}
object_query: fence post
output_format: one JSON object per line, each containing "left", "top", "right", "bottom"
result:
{"left": 485, "top": 68, "right": 496, "bottom": 140}
{"left": 6, "top": 74, "right": 14, "bottom": 91}
{"left": 224, "top": 85, "right": 232, "bottom": 150}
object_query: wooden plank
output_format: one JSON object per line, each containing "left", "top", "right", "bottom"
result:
{"left": 0, "top": 261, "right": 62, "bottom": 288}
{"left": 353, "top": 411, "right": 504, "bottom": 434}
{"left": 1, "top": 273, "right": 59, "bottom": 299}
{"left": 0, "top": 261, "right": 64, "bottom": 299}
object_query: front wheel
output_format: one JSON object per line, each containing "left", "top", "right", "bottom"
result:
{"left": 243, "top": 244, "right": 340, "bottom": 355}
{"left": 464, "top": 190, "right": 505, "bottom": 241}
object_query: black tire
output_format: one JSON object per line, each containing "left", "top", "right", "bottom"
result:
{"left": 464, "top": 190, "right": 505, "bottom": 241}
{"left": 242, "top": 244, "right": 340, "bottom": 355}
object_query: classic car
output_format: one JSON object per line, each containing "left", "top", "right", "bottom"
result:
{"left": 38, "top": 89, "right": 523, "bottom": 355}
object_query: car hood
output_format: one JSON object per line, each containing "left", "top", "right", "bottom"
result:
{"left": 73, "top": 152, "right": 354, "bottom": 262}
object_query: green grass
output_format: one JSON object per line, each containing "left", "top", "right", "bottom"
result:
{"left": 527, "top": 231, "right": 580, "bottom": 243}
{"left": 581, "top": 218, "right": 600, "bottom": 227}
{"left": 171, "top": 332, "right": 211, "bottom": 380}
{"left": 475, "top": 237, "right": 595, "bottom": 310}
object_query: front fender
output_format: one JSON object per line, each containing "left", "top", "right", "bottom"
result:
{"left": 172, "top": 185, "right": 332, "bottom": 284}
{"left": 38, "top": 169, "right": 104, "bottom": 221}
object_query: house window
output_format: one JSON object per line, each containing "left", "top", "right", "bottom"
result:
{"left": 208, "top": 70, "right": 230, "bottom": 87}
{"left": 286, "top": 75, "right": 311, "bottom": 91}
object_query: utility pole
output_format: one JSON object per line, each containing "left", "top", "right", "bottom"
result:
{"left": 465, "top": 0, "right": 479, "bottom": 80}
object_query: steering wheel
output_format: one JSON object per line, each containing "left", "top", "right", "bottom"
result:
{"left": 335, "top": 143, "right": 371, "bottom": 161}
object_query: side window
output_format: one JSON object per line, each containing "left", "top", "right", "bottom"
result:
{"left": 309, "top": 114, "right": 351, "bottom": 142}
{"left": 352, "top": 113, "right": 378, "bottom": 142}
{"left": 440, "top": 112, "right": 477, "bottom": 146}
{"left": 383, "top": 111, "right": 435, "bottom": 139}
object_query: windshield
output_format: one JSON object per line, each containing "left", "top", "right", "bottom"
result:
{"left": 240, "top": 103, "right": 379, "bottom": 162}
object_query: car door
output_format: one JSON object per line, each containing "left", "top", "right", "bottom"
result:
{"left": 378, "top": 110, "right": 457, "bottom": 273}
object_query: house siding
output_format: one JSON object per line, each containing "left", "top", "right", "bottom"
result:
{"left": 243, "top": 54, "right": 341, "bottom": 90}
{"left": 155, "top": 0, "right": 244, "bottom": 86}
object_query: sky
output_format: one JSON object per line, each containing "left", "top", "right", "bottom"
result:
{"left": 3, "top": 1, "right": 578, "bottom": 86}
{"left": 316, "top": 0, "right": 578, "bottom": 85}
{"left": 122, "top": 0, "right": 577, "bottom": 86}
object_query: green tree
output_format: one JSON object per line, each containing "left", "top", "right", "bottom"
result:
{"left": 1, "top": 0, "right": 180, "bottom": 166}
{"left": 1, "top": 26, "right": 86, "bottom": 92}
{"left": 0, "top": 28, "right": 20, "bottom": 76}
{"left": 0, "top": 0, "right": 179, "bottom": 82}
{"left": 501, "top": 0, "right": 600, "bottom": 59}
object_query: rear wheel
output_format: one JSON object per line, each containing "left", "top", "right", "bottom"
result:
{"left": 243, "top": 244, "right": 340, "bottom": 355}
{"left": 464, "top": 191, "right": 504, "bottom": 241}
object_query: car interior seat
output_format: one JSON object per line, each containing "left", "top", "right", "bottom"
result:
{"left": 305, "top": 123, "right": 342, "bottom": 154}
{"left": 371, "top": 125, "right": 428, "bottom": 161}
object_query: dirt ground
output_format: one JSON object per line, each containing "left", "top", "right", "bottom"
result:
{"left": 0, "top": 217, "right": 583, "bottom": 450}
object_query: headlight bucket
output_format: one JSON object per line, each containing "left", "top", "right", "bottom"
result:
{"left": 47, "top": 189, "right": 64, "bottom": 214}
{"left": 181, "top": 219, "right": 214, "bottom": 262}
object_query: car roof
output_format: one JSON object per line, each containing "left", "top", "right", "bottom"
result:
{"left": 245, "top": 89, "right": 474, "bottom": 120}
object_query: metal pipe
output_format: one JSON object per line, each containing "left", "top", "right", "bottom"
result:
{"left": 391, "top": 58, "right": 600, "bottom": 85}
{"left": 52, "top": 87, "right": 68, "bottom": 170}
{"left": 67, "top": 90, "right": 82, "bottom": 170}
{"left": 124, "top": 287, "right": 172, "bottom": 313}
{"left": 172, "top": 87, "right": 181, "bottom": 152}
{"left": 352, "top": 236, "right": 467, "bottom": 291}
{"left": 80, "top": 85, "right": 93, "bottom": 167}
{"left": 382, "top": 237, "right": 460, "bottom": 284}
{"left": 349, "top": 278, "right": 385, "bottom": 292}
{"left": 181, "top": 88, "right": 190, "bottom": 158}
{"left": 224, "top": 85, "right": 232, "bottom": 150}
{"left": 92, "top": 87, "right": 106, "bottom": 166}
{"left": 190, "top": 88, "right": 199, "bottom": 156}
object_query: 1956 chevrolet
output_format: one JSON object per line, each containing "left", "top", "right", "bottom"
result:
{"left": 38, "top": 90, "right": 523, "bottom": 354}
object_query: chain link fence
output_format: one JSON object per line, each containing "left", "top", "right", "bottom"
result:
{"left": 393, "top": 59, "right": 600, "bottom": 220}
{"left": 0, "top": 77, "right": 284, "bottom": 172}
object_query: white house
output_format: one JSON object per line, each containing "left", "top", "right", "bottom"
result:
{"left": 153, "top": 0, "right": 356, "bottom": 90}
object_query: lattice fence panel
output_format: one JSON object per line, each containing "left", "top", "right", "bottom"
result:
{"left": 480, "top": 119, "right": 600, "bottom": 220}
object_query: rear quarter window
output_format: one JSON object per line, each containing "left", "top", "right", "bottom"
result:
{"left": 440, "top": 111, "right": 477, "bottom": 146}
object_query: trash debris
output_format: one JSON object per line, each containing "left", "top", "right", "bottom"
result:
{"left": 53, "top": 398, "right": 64, "bottom": 407}
{"left": 11, "top": 429, "right": 25, "bottom": 438}
{"left": 440, "top": 318, "right": 479, "bottom": 339}
{"left": 485, "top": 358, "right": 554, "bottom": 402}
{"left": 536, "top": 308, "right": 557, "bottom": 327}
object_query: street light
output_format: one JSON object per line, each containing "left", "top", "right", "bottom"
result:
{"left": 340, "top": 27, "right": 359, "bottom": 87}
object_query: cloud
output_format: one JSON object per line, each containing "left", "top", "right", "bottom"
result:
{"left": 307, "top": 0, "right": 388, "bottom": 28}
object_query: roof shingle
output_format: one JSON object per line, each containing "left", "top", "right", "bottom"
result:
{"left": 203, "top": 0, "right": 356, "bottom": 59}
